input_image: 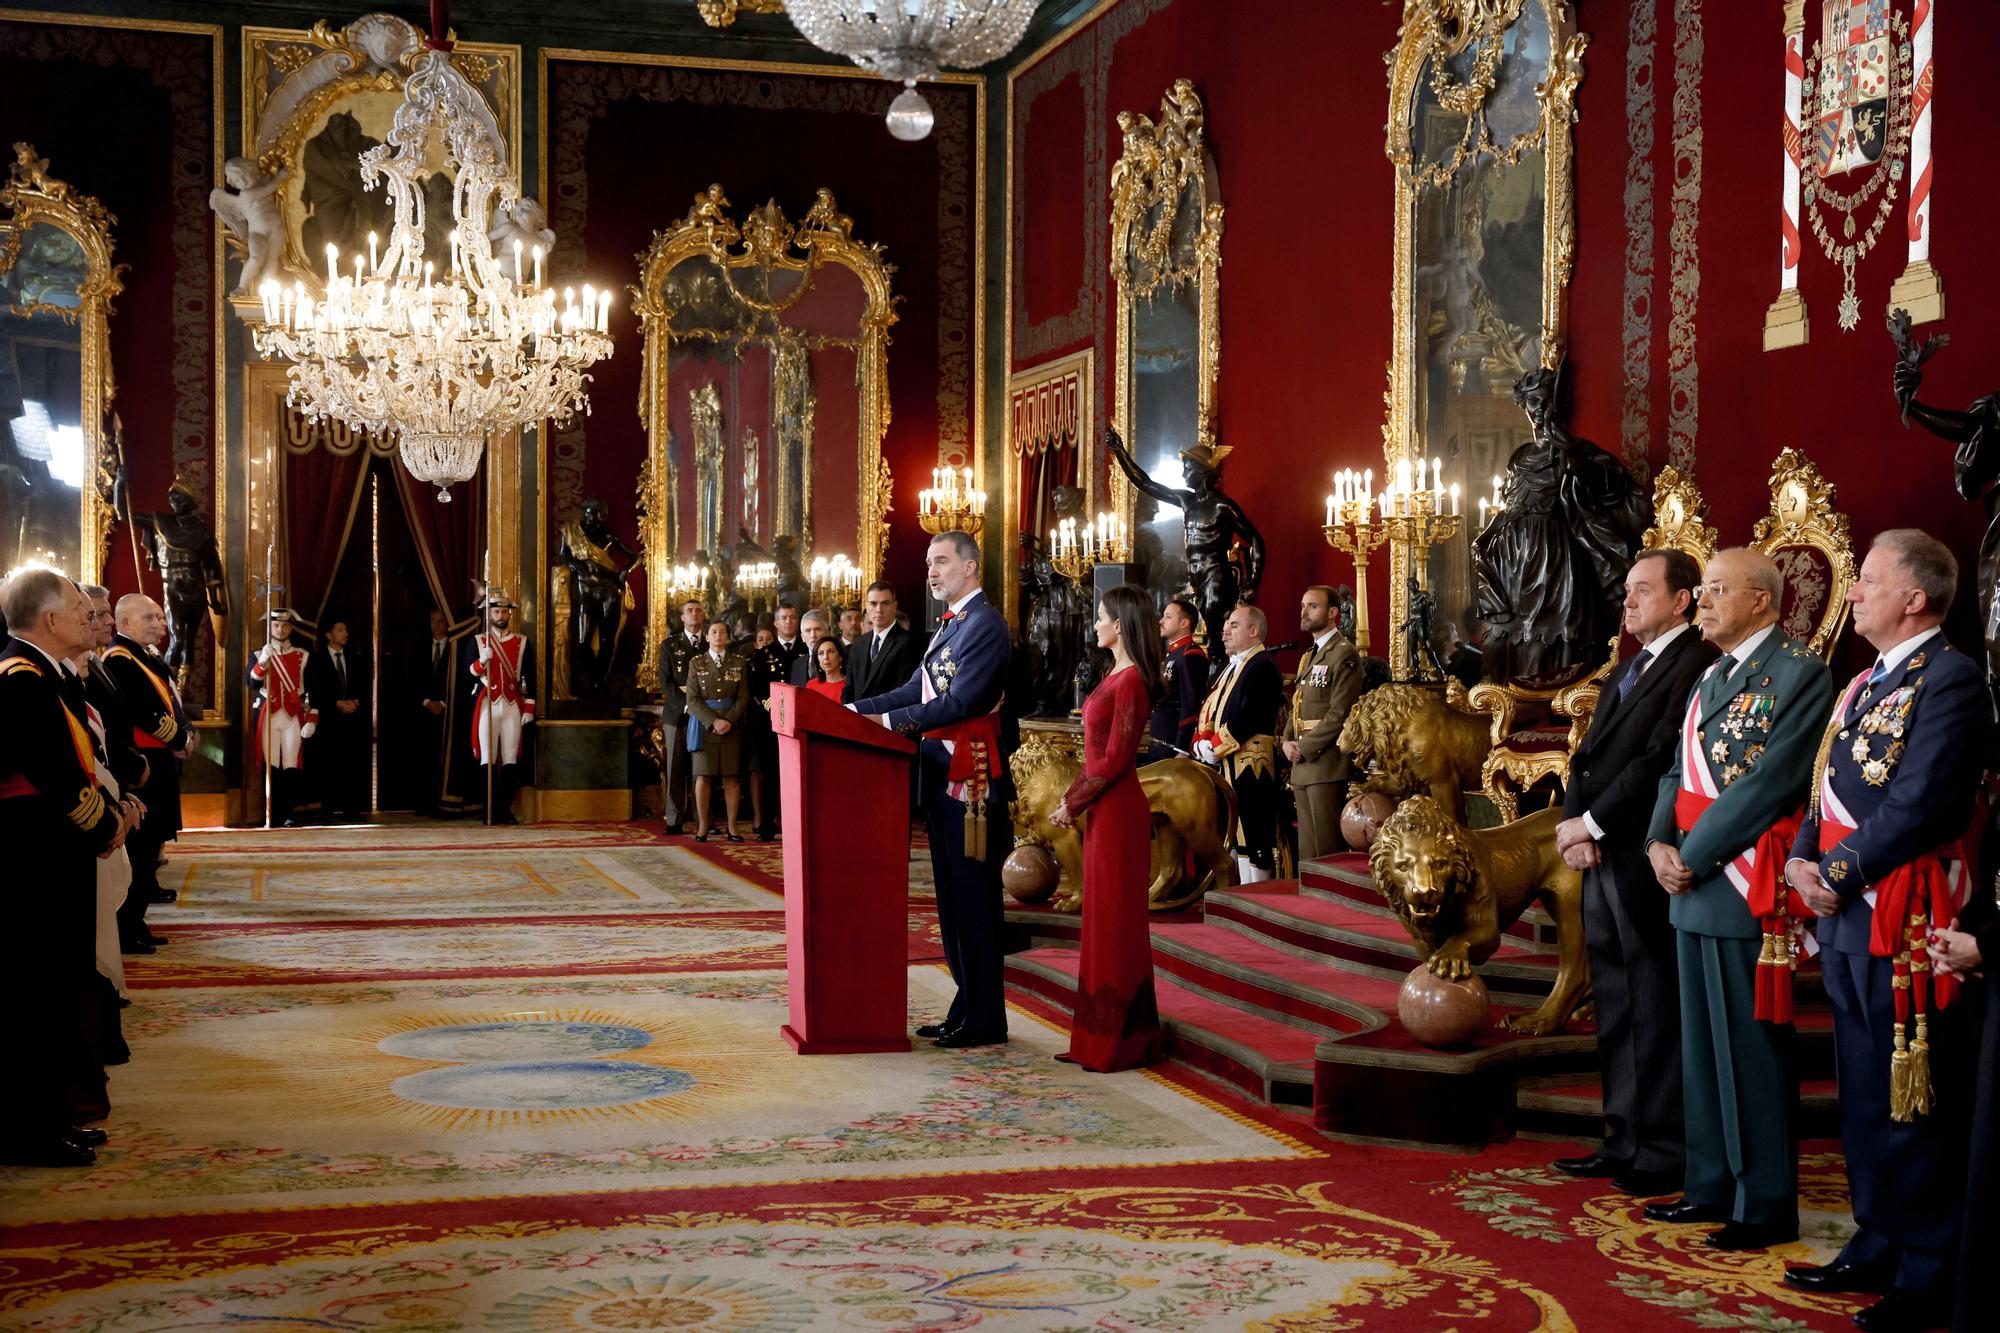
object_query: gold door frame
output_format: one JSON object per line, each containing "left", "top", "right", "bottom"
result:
{"left": 1383, "top": 0, "right": 1587, "bottom": 637}
{"left": 0, "top": 143, "right": 122, "bottom": 583}
{"left": 632, "top": 185, "right": 898, "bottom": 691}
{"left": 1108, "top": 77, "right": 1224, "bottom": 527}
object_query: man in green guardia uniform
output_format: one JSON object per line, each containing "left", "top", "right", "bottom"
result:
{"left": 1644, "top": 547, "right": 1832, "bottom": 1250}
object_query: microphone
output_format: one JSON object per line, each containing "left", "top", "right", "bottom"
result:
{"left": 1265, "top": 638, "right": 1305, "bottom": 653}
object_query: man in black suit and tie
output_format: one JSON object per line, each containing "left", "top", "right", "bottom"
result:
{"left": 1551, "top": 547, "right": 1718, "bottom": 1195}
{"left": 846, "top": 581, "right": 922, "bottom": 703}
{"left": 414, "top": 609, "right": 452, "bottom": 816}
{"left": 307, "top": 618, "right": 369, "bottom": 822}
{"left": 658, "top": 598, "right": 705, "bottom": 833}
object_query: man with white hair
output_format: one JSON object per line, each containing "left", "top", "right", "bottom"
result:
{"left": 104, "top": 592, "right": 189, "bottom": 953}
{"left": 789, "top": 608, "right": 831, "bottom": 686}
{"left": 248, "top": 608, "right": 315, "bottom": 826}
{"left": 1192, "top": 603, "right": 1285, "bottom": 881}
{"left": 0, "top": 568, "right": 134, "bottom": 1166}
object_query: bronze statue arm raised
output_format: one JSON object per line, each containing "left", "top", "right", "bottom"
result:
{"left": 1104, "top": 426, "right": 1190, "bottom": 511}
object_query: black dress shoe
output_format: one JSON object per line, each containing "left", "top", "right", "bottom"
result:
{"left": 0, "top": 1136, "right": 95, "bottom": 1167}
{"left": 120, "top": 938, "right": 155, "bottom": 956}
{"left": 933, "top": 1028, "right": 1006, "bottom": 1049}
{"left": 1852, "top": 1288, "right": 1952, "bottom": 1333}
{"left": 1704, "top": 1221, "right": 1798, "bottom": 1251}
{"left": 1785, "top": 1256, "right": 1897, "bottom": 1296}
{"left": 1644, "top": 1198, "right": 1731, "bottom": 1224}
{"left": 1612, "top": 1168, "right": 1683, "bottom": 1197}
{"left": 914, "top": 1022, "right": 958, "bottom": 1040}
{"left": 727, "top": 833, "right": 745, "bottom": 843}
{"left": 66, "top": 1127, "right": 108, "bottom": 1147}
{"left": 146, "top": 887, "right": 178, "bottom": 904}
{"left": 1552, "top": 1151, "right": 1631, "bottom": 1178}
{"left": 116, "top": 995, "right": 132, "bottom": 1009}
{"left": 143, "top": 933, "right": 168, "bottom": 947}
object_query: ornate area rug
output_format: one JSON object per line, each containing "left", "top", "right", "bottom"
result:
{"left": 0, "top": 823, "right": 1874, "bottom": 1331}
{"left": 171, "top": 820, "right": 655, "bottom": 854}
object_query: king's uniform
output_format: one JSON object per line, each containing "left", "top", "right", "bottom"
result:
{"left": 1648, "top": 627, "right": 1831, "bottom": 1236}
{"left": 1790, "top": 630, "right": 1988, "bottom": 1302}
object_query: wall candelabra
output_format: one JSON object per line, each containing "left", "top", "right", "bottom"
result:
{"left": 1321, "top": 468, "right": 1387, "bottom": 655}
{"left": 808, "top": 552, "right": 862, "bottom": 608}
{"left": 1048, "top": 512, "right": 1130, "bottom": 584}
{"left": 917, "top": 466, "right": 987, "bottom": 536}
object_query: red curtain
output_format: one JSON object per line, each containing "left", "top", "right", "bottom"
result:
{"left": 392, "top": 460, "right": 484, "bottom": 631}
{"left": 280, "top": 443, "right": 372, "bottom": 642}
{"left": 1019, "top": 431, "right": 1078, "bottom": 547}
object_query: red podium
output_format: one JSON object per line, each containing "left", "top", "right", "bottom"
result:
{"left": 770, "top": 684, "right": 917, "bottom": 1053}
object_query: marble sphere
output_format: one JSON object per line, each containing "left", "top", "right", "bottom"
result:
{"left": 1397, "top": 964, "right": 1491, "bottom": 1048}
{"left": 1340, "top": 791, "right": 1398, "bottom": 852}
{"left": 1002, "top": 844, "right": 1059, "bottom": 903}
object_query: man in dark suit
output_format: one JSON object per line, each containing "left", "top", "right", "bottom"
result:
{"left": 853, "top": 532, "right": 1013, "bottom": 1048}
{"left": 789, "top": 608, "right": 831, "bottom": 686}
{"left": 0, "top": 569, "right": 132, "bottom": 1166}
{"left": 1782, "top": 530, "right": 1989, "bottom": 1333}
{"left": 104, "top": 594, "right": 189, "bottom": 953}
{"left": 749, "top": 603, "right": 809, "bottom": 836}
{"left": 657, "top": 598, "right": 705, "bottom": 833}
{"left": 1645, "top": 547, "right": 1833, "bottom": 1251}
{"left": 1148, "top": 596, "right": 1207, "bottom": 754}
{"left": 1192, "top": 603, "right": 1286, "bottom": 881}
{"left": 307, "top": 618, "right": 369, "bottom": 822}
{"left": 414, "top": 608, "right": 453, "bottom": 816}
{"left": 1551, "top": 547, "right": 1717, "bottom": 1195}
{"left": 847, "top": 580, "right": 922, "bottom": 703}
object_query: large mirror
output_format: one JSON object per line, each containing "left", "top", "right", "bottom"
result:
{"left": 634, "top": 186, "right": 895, "bottom": 689}
{"left": 1385, "top": 1, "right": 1586, "bottom": 648}
{"left": 0, "top": 144, "right": 121, "bottom": 581}
{"left": 1110, "top": 79, "right": 1223, "bottom": 601}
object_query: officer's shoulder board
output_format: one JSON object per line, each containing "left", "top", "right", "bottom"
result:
{"left": 1782, "top": 641, "right": 1819, "bottom": 662}
{"left": 0, "top": 657, "right": 43, "bottom": 677}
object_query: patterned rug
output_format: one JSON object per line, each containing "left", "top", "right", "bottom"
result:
{"left": 0, "top": 823, "right": 1877, "bottom": 1331}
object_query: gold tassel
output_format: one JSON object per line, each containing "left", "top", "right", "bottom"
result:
{"left": 964, "top": 797, "right": 985, "bottom": 862}
{"left": 1889, "top": 1023, "right": 1914, "bottom": 1123}
{"left": 1906, "top": 1012, "right": 1934, "bottom": 1120}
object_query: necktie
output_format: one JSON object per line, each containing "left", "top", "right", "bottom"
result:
{"left": 334, "top": 650, "right": 346, "bottom": 689}
{"left": 1713, "top": 652, "right": 1737, "bottom": 680}
{"left": 1618, "top": 647, "right": 1652, "bottom": 702}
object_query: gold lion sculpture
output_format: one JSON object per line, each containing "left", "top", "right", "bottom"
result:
{"left": 1010, "top": 752, "right": 1237, "bottom": 912}
{"left": 1338, "top": 683, "right": 1493, "bottom": 823}
{"left": 1367, "top": 795, "right": 1590, "bottom": 1036}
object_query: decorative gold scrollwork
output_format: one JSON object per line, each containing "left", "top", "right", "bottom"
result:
{"left": 1751, "top": 448, "right": 1856, "bottom": 660}
{"left": 1640, "top": 465, "right": 1719, "bottom": 566}
{"left": 695, "top": 0, "right": 787, "bottom": 28}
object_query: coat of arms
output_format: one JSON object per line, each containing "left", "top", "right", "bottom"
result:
{"left": 1814, "top": 0, "right": 1891, "bottom": 178}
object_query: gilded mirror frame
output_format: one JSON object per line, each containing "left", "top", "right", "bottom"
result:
{"left": 0, "top": 142, "right": 124, "bottom": 581}
{"left": 632, "top": 185, "right": 897, "bottom": 691}
{"left": 1108, "top": 77, "right": 1223, "bottom": 526}
{"left": 1383, "top": 0, "right": 1587, "bottom": 640}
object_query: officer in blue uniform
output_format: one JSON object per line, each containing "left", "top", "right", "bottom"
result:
{"left": 1147, "top": 596, "right": 1207, "bottom": 757}
{"left": 853, "top": 531, "right": 1013, "bottom": 1048}
{"left": 1782, "top": 530, "right": 1989, "bottom": 1333}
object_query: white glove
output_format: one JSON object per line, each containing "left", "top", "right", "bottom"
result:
{"left": 521, "top": 712, "right": 535, "bottom": 727}
{"left": 301, "top": 721, "right": 317, "bottom": 739}
{"left": 256, "top": 644, "right": 272, "bottom": 665}
{"left": 477, "top": 638, "right": 492, "bottom": 663}
{"left": 1194, "top": 739, "right": 1217, "bottom": 765}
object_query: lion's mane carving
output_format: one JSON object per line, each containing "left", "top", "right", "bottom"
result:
{"left": 1367, "top": 796, "right": 1590, "bottom": 1036}
{"left": 1338, "top": 684, "right": 1492, "bottom": 821}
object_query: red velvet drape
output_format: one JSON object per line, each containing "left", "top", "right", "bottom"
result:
{"left": 280, "top": 444, "right": 371, "bottom": 642}
{"left": 392, "top": 460, "right": 483, "bottom": 630}
{"left": 1019, "top": 430, "right": 1078, "bottom": 547}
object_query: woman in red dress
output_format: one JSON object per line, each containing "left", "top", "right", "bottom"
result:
{"left": 1049, "top": 583, "right": 1166, "bottom": 1072}
{"left": 805, "top": 636, "right": 848, "bottom": 704}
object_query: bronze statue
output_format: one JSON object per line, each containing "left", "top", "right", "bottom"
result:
{"left": 1105, "top": 427, "right": 1265, "bottom": 664}
{"left": 1889, "top": 309, "right": 2000, "bottom": 706}
{"left": 1017, "top": 534, "right": 1086, "bottom": 718}
{"left": 1368, "top": 795, "right": 1591, "bottom": 1036}
{"left": 116, "top": 469, "right": 227, "bottom": 691}
{"left": 1400, "top": 575, "right": 1449, "bottom": 681}
{"left": 1471, "top": 363, "right": 1649, "bottom": 679}
{"left": 556, "top": 496, "right": 641, "bottom": 700}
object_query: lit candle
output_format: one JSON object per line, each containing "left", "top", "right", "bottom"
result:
{"left": 1449, "top": 481, "right": 1460, "bottom": 516}
{"left": 1326, "top": 493, "right": 1334, "bottom": 526}
{"left": 1397, "top": 458, "right": 1412, "bottom": 495}
{"left": 368, "top": 231, "right": 379, "bottom": 274}
{"left": 1479, "top": 497, "right": 1488, "bottom": 529}
{"left": 325, "top": 242, "right": 338, "bottom": 285}
{"left": 514, "top": 239, "right": 524, "bottom": 286}
{"left": 533, "top": 245, "right": 544, "bottom": 289}
{"left": 1432, "top": 457, "right": 1443, "bottom": 497}
{"left": 1363, "top": 468, "right": 1373, "bottom": 504}
{"left": 1491, "top": 474, "right": 1503, "bottom": 507}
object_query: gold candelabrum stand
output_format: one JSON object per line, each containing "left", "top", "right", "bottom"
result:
{"left": 1326, "top": 462, "right": 1465, "bottom": 676}
{"left": 1048, "top": 513, "right": 1131, "bottom": 585}
{"left": 807, "top": 552, "right": 862, "bottom": 611}
{"left": 917, "top": 467, "right": 987, "bottom": 537}
{"left": 1320, "top": 513, "right": 1387, "bottom": 657}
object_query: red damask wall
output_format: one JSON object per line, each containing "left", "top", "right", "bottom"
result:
{"left": 542, "top": 56, "right": 980, "bottom": 618}
{"left": 1011, "top": 0, "right": 2000, "bottom": 669}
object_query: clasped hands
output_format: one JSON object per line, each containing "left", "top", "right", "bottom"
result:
{"left": 1783, "top": 858, "right": 1842, "bottom": 918}
{"left": 1554, "top": 816, "right": 1600, "bottom": 871}
{"left": 1930, "top": 917, "right": 1985, "bottom": 981}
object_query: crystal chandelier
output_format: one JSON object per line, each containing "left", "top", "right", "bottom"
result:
{"left": 251, "top": 10, "right": 611, "bottom": 500}
{"left": 785, "top": 0, "right": 1039, "bottom": 140}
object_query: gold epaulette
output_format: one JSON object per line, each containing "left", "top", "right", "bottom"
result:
{"left": 152, "top": 717, "right": 178, "bottom": 742}
{"left": 1, "top": 658, "right": 43, "bottom": 676}
{"left": 67, "top": 785, "right": 106, "bottom": 831}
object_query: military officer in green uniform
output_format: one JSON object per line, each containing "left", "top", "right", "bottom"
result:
{"left": 1645, "top": 547, "right": 1833, "bottom": 1250}
{"left": 1281, "top": 584, "right": 1362, "bottom": 860}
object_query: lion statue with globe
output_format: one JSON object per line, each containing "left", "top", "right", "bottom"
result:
{"left": 1337, "top": 683, "right": 1492, "bottom": 823}
{"left": 1367, "top": 795, "right": 1591, "bottom": 1036}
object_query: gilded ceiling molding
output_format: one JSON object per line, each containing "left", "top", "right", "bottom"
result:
{"left": 696, "top": 0, "right": 787, "bottom": 26}
{"left": 1665, "top": 0, "right": 1702, "bottom": 475}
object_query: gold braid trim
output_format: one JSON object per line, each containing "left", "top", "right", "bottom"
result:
{"left": 1809, "top": 672, "right": 1867, "bottom": 818}
{"left": 66, "top": 786, "right": 104, "bottom": 831}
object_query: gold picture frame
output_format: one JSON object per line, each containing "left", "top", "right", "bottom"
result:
{"left": 632, "top": 185, "right": 898, "bottom": 691}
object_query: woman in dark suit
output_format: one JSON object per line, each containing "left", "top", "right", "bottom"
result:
{"left": 1048, "top": 583, "right": 1165, "bottom": 1072}
{"left": 686, "top": 620, "right": 749, "bottom": 842}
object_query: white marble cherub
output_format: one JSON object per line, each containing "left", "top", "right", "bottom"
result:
{"left": 487, "top": 196, "right": 556, "bottom": 260}
{"left": 211, "top": 156, "right": 290, "bottom": 297}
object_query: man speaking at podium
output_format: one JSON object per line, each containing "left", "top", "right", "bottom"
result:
{"left": 852, "top": 530, "right": 1012, "bottom": 1049}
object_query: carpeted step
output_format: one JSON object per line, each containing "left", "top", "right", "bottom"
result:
{"left": 1146, "top": 920, "right": 1406, "bottom": 1033}
{"left": 1005, "top": 946, "right": 1318, "bottom": 1106}
{"left": 1516, "top": 1075, "right": 1843, "bottom": 1141}
{"left": 1202, "top": 883, "right": 1560, "bottom": 1001}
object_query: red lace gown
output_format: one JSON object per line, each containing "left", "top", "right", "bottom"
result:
{"left": 1060, "top": 665, "right": 1165, "bottom": 1071}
